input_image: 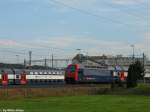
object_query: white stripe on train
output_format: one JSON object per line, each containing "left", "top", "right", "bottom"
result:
{"left": 0, "top": 74, "right": 64, "bottom": 80}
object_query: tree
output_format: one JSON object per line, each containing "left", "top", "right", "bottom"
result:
{"left": 127, "top": 61, "right": 144, "bottom": 88}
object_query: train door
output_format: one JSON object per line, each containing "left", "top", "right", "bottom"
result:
{"left": 1, "top": 71, "right": 8, "bottom": 86}
{"left": 78, "top": 69, "right": 84, "bottom": 82}
{"left": 15, "top": 74, "right": 20, "bottom": 85}
{"left": 119, "top": 70, "right": 125, "bottom": 81}
{"left": 11, "top": 69, "right": 20, "bottom": 85}
{"left": 20, "top": 71, "right": 27, "bottom": 85}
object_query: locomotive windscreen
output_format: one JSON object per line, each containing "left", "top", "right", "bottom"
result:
{"left": 67, "top": 66, "right": 76, "bottom": 73}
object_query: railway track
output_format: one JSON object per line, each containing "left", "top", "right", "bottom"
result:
{"left": 0, "top": 84, "right": 112, "bottom": 98}
{"left": 0, "top": 83, "right": 111, "bottom": 89}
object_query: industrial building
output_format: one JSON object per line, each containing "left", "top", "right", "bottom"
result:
{"left": 72, "top": 54, "right": 149, "bottom": 68}
{"left": 72, "top": 54, "right": 150, "bottom": 83}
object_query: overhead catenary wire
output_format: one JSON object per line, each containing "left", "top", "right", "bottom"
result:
{"left": 0, "top": 42, "right": 75, "bottom": 55}
{"left": 0, "top": 47, "right": 75, "bottom": 59}
{"left": 0, "top": 49, "right": 26, "bottom": 55}
{"left": 101, "top": 1, "right": 150, "bottom": 21}
{"left": 49, "top": 0, "right": 126, "bottom": 26}
{"left": 49, "top": 0, "right": 147, "bottom": 28}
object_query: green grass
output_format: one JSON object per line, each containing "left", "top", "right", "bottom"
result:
{"left": 0, "top": 84, "right": 150, "bottom": 112}
{"left": 137, "top": 83, "right": 150, "bottom": 89}
{"left": 0, "top": 95, "right": 150, "bottom": 112}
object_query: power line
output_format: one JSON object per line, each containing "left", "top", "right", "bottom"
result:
{"left": 0, "top": 42, "right": 74, "bottom": 52}
{"left": 102, "top": 1, "right": 150, "bottom": 21}
{"left": 0, "top": 43, "right": 75, "bottom": 55}
{"left": 0, "top": 50, "right": 26, "bottom": 55}
{"left": 35, "top": 44, "right": 73, "bottom": 51}
{"left": 49, "top": 0, "right": 142, "bottom": 27}
{"left": 0, "top": 47, "right": 75, "bottom": 60}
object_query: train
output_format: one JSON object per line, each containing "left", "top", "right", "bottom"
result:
{"left": 0, "top": 69, "right": 64, "bottom": 86}
{"left": 1, "top": 63, "right": 150, "bottom": 86}
{"left": 0, "top": 64, "right": 128, "bottom": 86}
{"left": 65, "top": 64, "right": 126, "bottom": 84}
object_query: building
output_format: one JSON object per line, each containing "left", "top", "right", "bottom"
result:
{"left": 72, "top": 54, "right": 150, "bottom": 70}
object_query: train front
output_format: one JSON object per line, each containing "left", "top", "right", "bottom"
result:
{"left": 65, "top": 64, "right": 79, "bottom": 84}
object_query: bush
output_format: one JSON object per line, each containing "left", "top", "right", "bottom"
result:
{"left": 127, "top": 61, "right": 144, "bottom": 88}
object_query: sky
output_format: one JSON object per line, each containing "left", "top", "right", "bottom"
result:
{"left": 0, "top": 0, "right": 150, "bottom": 63}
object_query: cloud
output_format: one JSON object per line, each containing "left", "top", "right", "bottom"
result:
{"left": 0, "top": 37, "right": 81, "bottom": 50}
{"left": 48, "top": 0, "right": 117, "bottom": 14}
{"left": 111, "top": 0, "right": 150, "bottom": 5}
{"left": 0, "top": 36, "right": 150, "bottom": 61}
{"left": 0, "top": 39, "right": 51, "bottom": 49}
{"left": 0, "top": 39, "right": 29, "bottom": 48}
{"left": 111, "top": 0, "right": 138, "bottom": 5}
{"left": 144, "top": 33, "right": 150, "bottom": 40}
{"left": 34, "top": 36, "right": 146, "bottom": 57}
{"left": 0, "top": 40, "right": 17, "bottom": 46}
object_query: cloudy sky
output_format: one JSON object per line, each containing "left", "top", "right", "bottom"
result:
{"left": 0, "top": 0, "right": 150, "bottom": 63}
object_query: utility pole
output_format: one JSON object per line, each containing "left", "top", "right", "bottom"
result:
{"left": 143, "top": 53, "right": 145, "bottom": 72}
{"left": 24, "top": 59, "right": 26, "bottom": 68}
{"left": 52, "top": 54, "right": 54, "bottom": 69}
{"left": 44, "top": 58, "right": 47, "bottom": 69}
{"left": 29, "top": 51, "right": 32, "bottom": 66}
{"left": 143, "top": 53, "right": 145, "bottom": 83}
{"left": 131, "top": 45, "right": 135, "bottom": 62}
{"left": 86, "top": 52, "right": 88, "bottom": 66}
{"left": 50, "top": 48, "right": 54, "bottom": 69}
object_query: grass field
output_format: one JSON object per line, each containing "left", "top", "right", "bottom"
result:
{"left": 0, "top": 95, "right": 150, "bottom": 112}
{"left": 0, "top": 84, "right": 150, "bottom": 112}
